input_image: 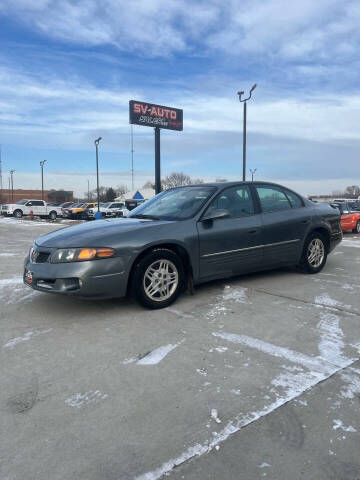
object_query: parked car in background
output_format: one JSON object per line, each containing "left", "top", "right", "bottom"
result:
{"left": 63, "top": 202, "right": 97, "bottom": 219}
{"left": 333, "top": 199, "right": 360, "bottom": 212}
{"left": 331, "top": 202, "right": 360, "bottom": 233}
{"left": 86, "top": 202, "right": 129, "bottom": 219}
{"left": 1, "top": 199, "right": 63, "bottom": 219}
{"left": 47, "top": 202, "right": 61, "bottom": 206}
{"left": 24, "top": 182, "right": 342, "bottom": 309}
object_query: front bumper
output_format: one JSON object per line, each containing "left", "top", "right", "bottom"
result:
{"left": 24, "top": 254, "right": 129, "bottom": 299}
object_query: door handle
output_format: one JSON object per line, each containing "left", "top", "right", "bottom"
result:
{"left": 248, "top": 229, "right": 258, "bottom": 234}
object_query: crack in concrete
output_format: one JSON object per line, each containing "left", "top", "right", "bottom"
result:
{"left": 245, "top": 286, "right": 360, "bottom": 317}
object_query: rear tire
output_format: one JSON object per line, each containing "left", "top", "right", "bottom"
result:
{"left": 131, "top": 248, "right": 185, "bottom": 309}
{"left": 300, "top": 232, "right": 327, "bottom": 274}
{"left": 352, "top": 221, "right": 360, "bottom": 234}
{"left": 13, "top": 209, "right": 23, "bottom": 218}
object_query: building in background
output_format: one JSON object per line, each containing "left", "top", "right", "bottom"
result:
{"left": 0, "top": 189, "right": 73, "bottom": 204}
{"left": 115, "top": 188, "right": 155, "bottom": 210}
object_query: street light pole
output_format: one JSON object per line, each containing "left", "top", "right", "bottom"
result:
{"left": 250, "top": 168, "right": 257, "bottom": 181}
{"left": 94, "top": 137, "right": 102, "bottom": 212}
{"left": 40, "top": 160, "right": 47, "bottom": 200}
{"left": 237, "top": 84, "right": 257, "bottom": 181}
{"left": 10, "top": 170, "right": 15, "bottom": 202}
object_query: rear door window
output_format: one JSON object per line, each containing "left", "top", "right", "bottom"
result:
{"left": 256, "top": 186, "right": 292, "bottom": 213}
{"left": 284, "top": 189, "right": 303, "bottom": 208}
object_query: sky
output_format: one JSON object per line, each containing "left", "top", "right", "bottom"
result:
{"left": 0, "top": 0, "right": 359, "bottom": 197}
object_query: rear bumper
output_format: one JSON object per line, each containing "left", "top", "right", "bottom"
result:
{"left": 329, "top": 231, "right": 342, "bottom": 253}
{"left": 23, "top": 255, "right": 129, "bottom": 299}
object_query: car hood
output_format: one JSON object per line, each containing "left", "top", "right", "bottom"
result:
{"left": 35, "top": 218, "right": 172, "bottom": 248}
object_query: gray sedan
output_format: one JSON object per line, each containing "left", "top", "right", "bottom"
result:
{"left": 24, "top": 182, "right": 342, "bottom": 309}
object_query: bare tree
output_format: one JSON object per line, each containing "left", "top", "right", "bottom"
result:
{"left": 142, "top": 180, "right": 155, "bottom": 189}
{"left": 162, "top": 172, "right": 204, "bottom": 190}
{"left": 345, "top": 185, "right": 360, "bottom": 198}
{"left": 115, "top": 184, "right": 128, "bottom": 197}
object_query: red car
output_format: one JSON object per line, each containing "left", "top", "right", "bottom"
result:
{"left": 332, "top": 202, "right": 360, "bottom": 233}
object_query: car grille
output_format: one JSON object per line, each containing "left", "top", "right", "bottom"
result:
{"left": 2, "top": 206, "right": 8, "bottom": 210}
{"left": 31, "top": 249, "right": 51, "bottom": 263}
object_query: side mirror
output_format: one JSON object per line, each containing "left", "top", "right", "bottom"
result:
{"left": 26, "top": 202, "right": 32, "bottom": 206}
{"left": 202, "top": 208, "right": 230, "bottom": 222}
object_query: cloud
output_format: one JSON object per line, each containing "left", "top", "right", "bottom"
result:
{"left": 1, "top": 0, "right": 359, "bottom": 63}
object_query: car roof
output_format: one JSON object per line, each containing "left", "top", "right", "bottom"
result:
{"left": 177, "top": 181, "right": 295, "bottom": 188}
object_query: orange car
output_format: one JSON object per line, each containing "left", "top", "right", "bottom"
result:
{"left": 332, "top": 202, "right": 360, "bottom": 233}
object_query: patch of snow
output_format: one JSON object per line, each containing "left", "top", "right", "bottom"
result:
{"left": 137, "top": 343, "right": 180, "bottom": 365}
{"left": 230, "top": 389, "right": 241, "bottom": 395}
{"left": 341, "top": 240, "right": 360, "bottom": 248}
{"left": 123, "top": 356, "right": 137, "bottom": 365}
{"left": 166, "top": 308, "right": 194, "bottom": 319}
{"left": 65, "top": 390, "right": 108, "bottom": 408}
{"left": 206, "top": 286, "right": 250, "bottom": 318}
{"left": 314, "top": 294, "right": 340, "bottom": 307}
{"left": 211, "top": 409, "right": 221, "bottom": 423}
{"left": 3, "top": 328, "right": 52, "bottom": 349}
{"left": 333, "top": 419, "right": 357, "bottom": 432}
{"left": 339, "top": 371, "right": 360, "bottom": 399}
{"left": 214, "top": 346, "right": 228, "bottom": 353}
{"left": 259, "top": 463, "right": 271, "bottom": 468}
{"left": 317, "top": 312, "right": 349, "bottom": 367}
{"left": 212, "top": 331, "right": 339, "bottom": 374}
{"left": 196, "top": 368, "right": 208, "bottom": 377}
{"left": 0, "top": 277, "right": 23, "bottom": 286}
{"left": 0, "top": 253, "right": 16, "bottom": 257}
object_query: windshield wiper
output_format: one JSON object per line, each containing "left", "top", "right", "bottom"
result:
{"left": 130, "top": 214, "right": 161, "bottom": 220}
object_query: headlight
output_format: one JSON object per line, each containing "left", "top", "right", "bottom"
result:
{"left": 50, "top": 247, "right": 115, "bottom": 263}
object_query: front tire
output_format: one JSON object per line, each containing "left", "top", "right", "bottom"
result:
{"left": 131, "top": 248, "right": 185, "bottom": 309}
{"left": 352, "top": 221, "right": 360, "bottom": 234}
{"left": 300, "top": 232, "right": 327, "bottom": 274}
{"left": 13, "top": 209, "right": 23, "bottom": 218}
{"left": 49, "top": 211, "right": 57, "bottom": 220}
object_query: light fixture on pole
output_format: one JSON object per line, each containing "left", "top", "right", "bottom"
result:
{"left": 40, "top": 160, "right": 47, "bottom": 200}
{"left": 10, "top": 169, "right": 15, "bottom": 202}
{"left": 237, "top": 83, "right": 257, "bottom": 181}
{"left": 94, "top": 137, "right": 102, "bottom": 216}
{"left": 250, "top": 168, "right": 257, "bottom": 181}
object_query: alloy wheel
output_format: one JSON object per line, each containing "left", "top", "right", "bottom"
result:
{"left": 307, "top": 238, "right": 325, "bottom": 268}
{"left": 143, "top": 259, "right": 179, "bottom": 302}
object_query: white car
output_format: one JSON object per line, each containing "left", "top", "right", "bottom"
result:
{"left": 86, "top": 202, "right": 129, "bottom": 219}
{"left": 1, "top": 199, "right": 63, "bottom": 220}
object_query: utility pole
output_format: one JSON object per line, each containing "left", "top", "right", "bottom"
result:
{"left": 154, "top": 127, "right": 161, "bottom": 194}
{"left": 250, "top": 168, "right": 257, "bottom": 181}
{"left": 8, "top": 177, "right": 10, "bottom": 203}
{"left": 131, "top": 125, "right": 134, "bottom": 191}
{"left": 94, "top": 137, "right": 102, "bottom": 214}
{"left": 10, "top": 169, "right": 15, "bottom": 202}
{"left": 40, "top": 160, "right": 47, "bottom": 200}
{"left": 87, "top": 179, "right": 90, "bottom": 201}
{"left": 237, "top": 84, "right": 257, "bottom": 181}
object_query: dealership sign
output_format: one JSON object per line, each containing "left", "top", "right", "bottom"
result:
{"left": 129, "top": 100, "right": 183, "bottom": 131}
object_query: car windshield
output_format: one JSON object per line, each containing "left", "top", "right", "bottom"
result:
{"left": 101, "top": 202, "right": 110, "bottom": 207}
{"left": 16, "top": 200, "right": 29, "bottom": 205}
{"left": 128, "top": 186, "right": 216, "bottom": 221}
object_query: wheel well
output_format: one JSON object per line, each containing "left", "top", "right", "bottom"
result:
{"left": 127, "top": 243, "right": 193, "bottom": 294}
{"left": 310, "top": 227, "right": 330, "bottom": 252}
{"left": 49, "top": 210, "right": 57, "bottom": 216}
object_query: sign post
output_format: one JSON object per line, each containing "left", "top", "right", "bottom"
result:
{"left": 129, "top": 100, "right": 183, "bottom": 194}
